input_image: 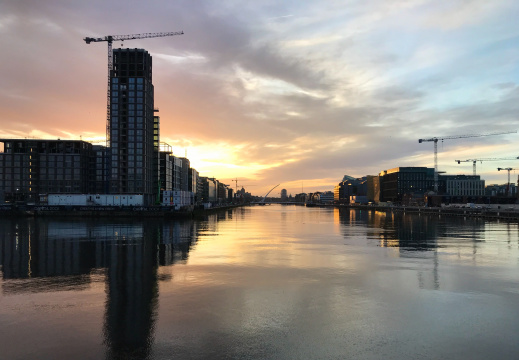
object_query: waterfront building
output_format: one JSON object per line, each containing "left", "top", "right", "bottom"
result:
{"left": 444, "top": 175, "right": 484, "bottom": 196}
{"left": 0, "top": 139, "right": 94, "bottom": 204}
{"left": 189, "top": 168, "right": 199, "bottom": 201}
{"left": 92, "top": 145, "right": 109, "bottom": 194}
{"left": 485, "top": 183, "right": 517, "bottom": 197}
{"left": 179, "top": 157, "right": 190, "bottom": 192}
{"left": 218, "top": 183, "right": 229, "bottom": 203}
{"left": 380, "top": 167, "right": 439, "bottom": 204}
{"left": 172, "top": 156, "right": 182, "bottom": 191}
{"left": 235, "top": 187, "right": 252, "bottom": 202}
{"left": 200, "top": 177, "right": 218, "bottom": 203}
{"left": 280, "top": 189, "right": 288, "bottom": 201}
{"left": 334, "top": 175, "right": 366, "bottom": 204}
{"left": 294, "top": 193, "right": 307, "bottom": 203}
{"left": 153, "top": 115, "right": 160, "bottom": 202}
{"left": 109, "top": 48, "right": 155, "bottom": 204}
{"left": 196, "top": 176, "right": 204, "bottom": 204}
{"left": 366, "top": 175, "right": 381, "bottom": 203}
{"left": 159, "top": 151, "right": 174, "bottom": 193}
{"left": 319, "top": 191, "right": 334, "bottom": 204}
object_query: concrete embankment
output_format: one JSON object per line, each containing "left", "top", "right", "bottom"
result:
{"left": 0, "top": 204, "right": 243, "bottom": 218}
{"left": 345, "top": 204, "right": 519, "bottom": 221}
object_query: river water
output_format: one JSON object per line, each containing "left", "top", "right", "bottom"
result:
{"left": 0, "top": 205, "right": 518, "bottom": 359}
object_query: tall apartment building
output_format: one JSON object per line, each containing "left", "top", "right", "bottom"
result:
{"left": 110, "top": 48, "right": 156, "bottom": 204}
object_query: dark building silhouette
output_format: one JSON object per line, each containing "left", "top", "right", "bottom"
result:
{"left": 109, "top": 48, "right": 156, "bottom": 204}
{"left": 0, "top": 139, "right": 95, "bottom": 203}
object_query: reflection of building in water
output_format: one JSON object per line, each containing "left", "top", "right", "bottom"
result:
{"left": 103, "top": 221, "right": 159, "bottom": 359}
{"left": 0, "top": 219, "right": 198, "bottom": 283}
{"left": 159, "top": 220, "right": 196, "bottom": 266}
{"left": 334, "top": 208, "right": 486, "bottom": 290}
{"left": 0, "top": 217, "right": 203, "bottom": 358}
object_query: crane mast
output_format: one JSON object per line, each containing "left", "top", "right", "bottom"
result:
{"left": 84, "top": 31, "right": 184, "bottom": 146}
{"left": 418, "top": 130, "right": 516, "bottom": 193}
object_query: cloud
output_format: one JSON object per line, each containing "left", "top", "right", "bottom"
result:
{"left": 1, "top": 0, "right": 518, "bottom": 195}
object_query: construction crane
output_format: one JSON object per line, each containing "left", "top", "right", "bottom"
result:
{"left": 497, "top": 167, "right": 518, "bottom": 196}
{"left": 84, "top": 31, "right": 184, "bottom": 146}
{"left": 455, "top": 157, "right": 519, "bottom": 175}
{"left": 418, "top": 130, "right": 516, "bottom": 193}
{"left": 231, "top": 178, "right": 256, "bottom": 193}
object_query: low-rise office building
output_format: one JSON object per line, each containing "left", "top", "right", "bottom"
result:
{"left": 444, "top": 175, "right": 484, "bottom": 196}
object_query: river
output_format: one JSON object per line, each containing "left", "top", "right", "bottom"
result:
{"left": 1, "top": 205, "right": 518, "bottom": 359}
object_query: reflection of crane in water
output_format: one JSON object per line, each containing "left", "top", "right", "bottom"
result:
{"left": 253, "top": 184, "right": 280, "bottom": 205}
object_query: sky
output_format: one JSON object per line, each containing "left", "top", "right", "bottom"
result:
{"left": 1, "top": 0, "right": 519, "bottom": 196}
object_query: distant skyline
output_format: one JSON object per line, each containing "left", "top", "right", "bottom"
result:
{"left": 1, "top": 0, "right": 518, "bottom": 196}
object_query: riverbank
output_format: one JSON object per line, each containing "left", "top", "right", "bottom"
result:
{"left": 0, "top": 203, "right": 243, "bottom": 218}
{"left": 345, "top": 203, "right": 519, "bottom": 221}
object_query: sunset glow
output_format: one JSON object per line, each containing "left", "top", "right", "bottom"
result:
{"left": 1, "top": 1, "right": 518, "bottom": 195}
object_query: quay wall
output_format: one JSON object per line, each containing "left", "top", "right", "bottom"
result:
{"left": 345, "top": 204, "right": 519, "bottom": 221}
{"left": 0, "top": 204, "right": 243, "bottom": 218}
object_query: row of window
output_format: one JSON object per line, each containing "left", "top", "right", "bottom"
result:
{"left": 112, "top": 83, "right": 145, "bottom": 91}
{"left": 111, "top": 142, "right": 144, "bottom": 149}
{"left": 111, "top": 97, "right": 144, "bottom": 104}
{"left": 112, "top": 90, "right": 144, "bottom": 97}
{"left": 112, "top": 78, "right": 144, "bottom": 84}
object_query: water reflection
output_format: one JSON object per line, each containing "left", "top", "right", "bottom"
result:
{"left": 1, "top": 208, "right": 518, "bottom": 359}
{"left": 0, "top": 216, "right": 206, "bottom": 359}
{"left": 335, "top": 207, "right": 486, "bottom": 251}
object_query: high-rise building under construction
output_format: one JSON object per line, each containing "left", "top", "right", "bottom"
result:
{"left": 109, "top": 48, "right": 156, "bottom": 204}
